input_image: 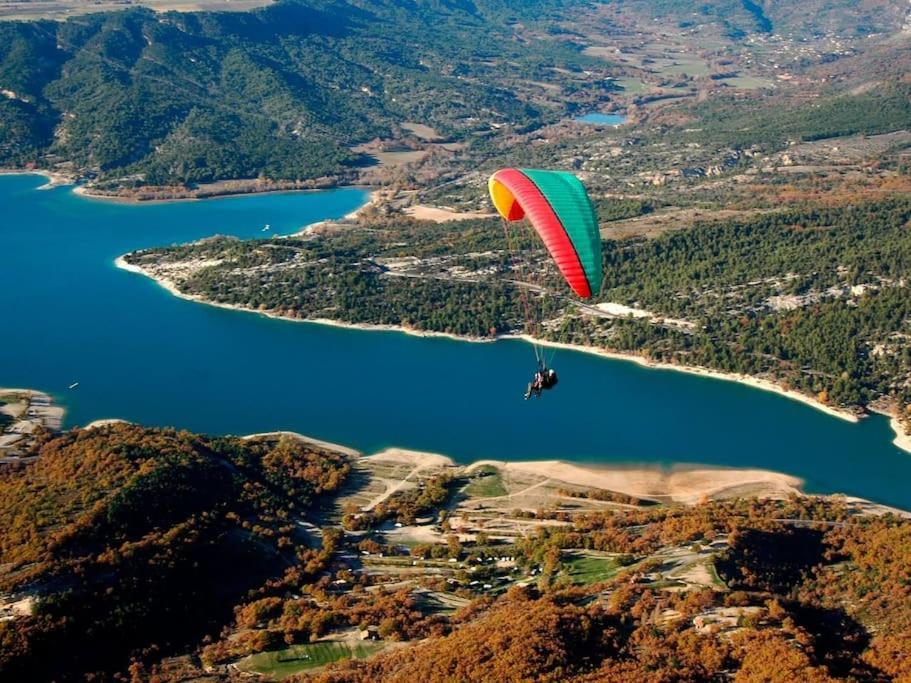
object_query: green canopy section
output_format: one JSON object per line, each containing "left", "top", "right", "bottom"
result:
{"left": 521, "top": 168, "right": 602, "bottom": 295}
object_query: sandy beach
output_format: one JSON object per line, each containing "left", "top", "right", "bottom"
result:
{"left": 228, "top": 432, "right": 807, "bottom": 507}
{"left": 468, "top": 459, "right": 803, "bottom": 504}
{"left": 84, "top": 418, "right": 131, "bottom": 430}
{"left": 514, "top": 335, "right": 862, "bottom": 425}
{"left": 241, "top": 430, "right": 362, "bottom": 457}
{"left": 404, "top": 205, "right": 495, "bottom": 223}
{"left": 0, "top": 169, "right": 74, "bottom": 190}
{"left": 365, "top": 447, "right": 456, "bottom": 469}
{"left": 889, "top": 415, "right": 911, "bottom": 452}
{"left": 290, "top": 189, "right": 382, "bottom": 236}
{"left": 348, "top": 447, "right": 805, "bottom": 506}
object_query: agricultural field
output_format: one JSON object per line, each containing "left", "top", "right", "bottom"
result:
{"left": 561, "top": 552, "right": 621, "bottom": 586}
{"left": 463, "top": 466, "right": 508, "bottom": 498}
{"left": 236, "top": 640, "right": 385, "bottom": 679}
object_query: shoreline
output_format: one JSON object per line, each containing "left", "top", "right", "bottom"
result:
{"left": 288, "top": 189, "right": 382, "bottom": 236}
{"left": 224, "top": 432, "right": 810, "bottom": 506}
{"left": 0, "top": 168, "right": 371, "bottom": 205}
{"left": 469, "top": 458, "right": 804, "bottom": 505}
{"left": 869, "top": 406, "right": 911, "bottom": 453}
{"left": 0, "top": 169, "right": 74, "bottom": 190}
{"left": 72, "top": 182, "right": 373, "bottom": 206}
{"left": 892, "top": 415, "right": 911, "bottom": 452}
{"left": 241, "top": 430, "right": 362, "bottom": 457}
{"left": 113, "top": 255, "right": 896, "bottom": 446}
{"left": 516, "top": 336, "right": 862, "bottom": 425}
{"left": 19, "top": 418, "right": 911, "bottom": 512}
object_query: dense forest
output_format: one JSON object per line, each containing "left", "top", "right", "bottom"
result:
{"left": 0, "top": 0, "right": 601, "bottom": 185}
{"left": 683, "top": 82, "right": 911, "bottom": 150}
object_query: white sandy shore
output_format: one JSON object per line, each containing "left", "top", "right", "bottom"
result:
{"left": 241, "top": 430, "right": 362, "bottom": 457}
{"left": 469, "top": 459, "right": 803, "bottom": 504}
{"left": 115, "top": 258, "right": 911, "bottom": 457}
{"left": 404, "top": 205, "right": 495, "bottom": 223}
{"left": 515, "top": 336, "right": 861, "bottom": 425}
{"left": 364, "top": 447, "right": 456, "bottom": 468}
{"left": 892, "top": 416, "right": 911, "bottom": 452}
{"left": 84, "top": 418, "right": 130, "bottom": 430}
{"left": 289, "top": 189, "right": 381, "bottom": 236}
{"left": 358, "top": 448, "right": 805, "bottom": 504}
{"left": 72, "top": 421, "right": 806, "bottom": 505}
{"left": 0, "top": 169, "right": 73, "bottom": 190}
{"left": 263, "top": 436, "right": 807, "bottom": 507}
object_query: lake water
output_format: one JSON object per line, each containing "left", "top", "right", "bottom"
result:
{"left": 2, "top": 174, "right": 911, "bottom": 508}
{"left": 576, "top": 113, "right": 627, "bottom": 125}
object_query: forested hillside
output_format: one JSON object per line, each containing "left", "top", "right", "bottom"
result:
{"left": 3, "top": 424, "right": 911, "bottom": 681}
{"left": 0, "top": 0, "right": 598, "bottom": 185}
{"left": 0, "top": 425, "right": 350, "bottom": 680}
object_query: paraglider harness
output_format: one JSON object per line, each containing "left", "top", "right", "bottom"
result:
{"left": 525, "top": 360, "right": 558, "bottom": 400}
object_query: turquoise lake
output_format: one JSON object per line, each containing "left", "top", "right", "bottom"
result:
{"left": 576, "top": 113, "right": 627, "bottom": 125}
{"left": 2, "top": 173, "right": 910, "bottom": 508}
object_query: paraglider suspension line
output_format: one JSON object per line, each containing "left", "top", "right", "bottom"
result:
{"left": 500, "top": 218, "right": 544, "bottom": 363}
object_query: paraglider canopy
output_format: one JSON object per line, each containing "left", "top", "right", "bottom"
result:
{"left": 488, "top": 168, "right": 601, "bottom": 298}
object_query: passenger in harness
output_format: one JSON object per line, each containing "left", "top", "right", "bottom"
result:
{"left": 524, "top": 362, "right": 559, "bottom": 400}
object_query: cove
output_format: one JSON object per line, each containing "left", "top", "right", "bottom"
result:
{"left": 2, "top": 174, "right": 910, "bottom": 509}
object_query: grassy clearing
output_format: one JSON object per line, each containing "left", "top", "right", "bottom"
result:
{"left": 237, "top": 641, "right": 384, "bottom": 679}
{"left": 402, "top": 122, "right": 442, "bottom": 140}
{"left": 563, "top": 554, "right": 619, "bottom": 585}
{"left": 708, "top": 560, "right": 727, "bottom": 589}
{"left": 465, "top": 467, "right": 507, "bottom": 498}
{"left": 718, "top": 75, "right": 774, "bottom": 90}
{"left": 370, "top": 149, "right": 429, "bottom": 167}
{"left": 615, "top": 77, "right": 650, "bottom": 94}
{"left": 656, "top": 57, "right": 710, "bottom": 77}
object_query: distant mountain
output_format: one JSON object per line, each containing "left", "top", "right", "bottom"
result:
{"left": 0, "top": 0, "right": 596, "bottom": 185}
{"left": 615, "top": 0, "right": 908, "bottom": 40}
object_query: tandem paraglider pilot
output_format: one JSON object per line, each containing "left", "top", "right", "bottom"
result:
{"left": 525, "top": 361, "right": 559, "bottom": 400}
{"left": 488, "top": 168, "right": 601, "bottom": 403}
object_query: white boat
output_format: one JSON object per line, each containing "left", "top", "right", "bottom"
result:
{"left": 262, "top": 224, "right": 270, "bottom": 232}
{"left": 68, "top": 382, "right": 79, "bottom": 389}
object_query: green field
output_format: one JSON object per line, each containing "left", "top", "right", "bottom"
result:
{"left": 563, "top": 554, "right": 620, "bottom": 585}
{"left": 708, "top": 560, "right": 727, "bottom": 589}
{"left": 465, "top": 466, "right": 507, "bottom": 498}
{"left": 237, "top": 641, "right": 385, "bottom": 679}
{"left": 655, "top": 57, "right": 710, "bottom": 77}
{"left": 718, "top": 75, "right": 775, "bottom": 90}
{"left": 615, "top": 77, "right": 650, "bottom": 94}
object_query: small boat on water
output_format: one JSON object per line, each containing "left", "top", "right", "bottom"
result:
{"left": 262, "top": 224, "right": 271, "bottom": 232}
{"left": 68, "top": 382, "right": 79, "bottom": 389}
